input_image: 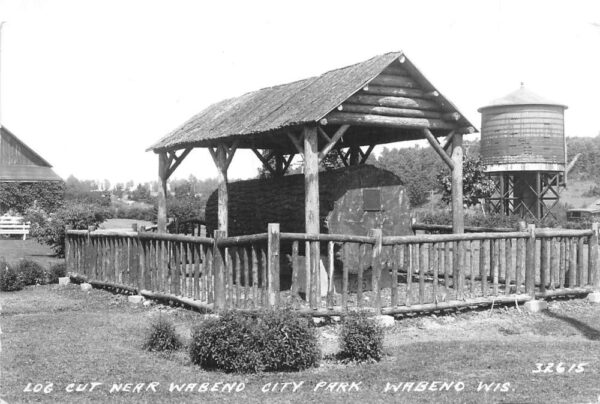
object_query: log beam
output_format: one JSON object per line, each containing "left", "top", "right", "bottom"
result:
{"left": 283, "top": 153, "right": 295, "bottom": 173}
{"left": 359, "top": 145, "right": 375, "bottom": 164}
{"left": 346, "top": 94, "right": 439, "bottom": 111}
{"left": 442, "top": 112, "right": 461, "bottom": 121}
{"left": 287, "top": 131, "right": 304, "bottom": 154}
{"left": 423, "top": 128, "right": 454, "bottom": 170}
{"left": 382, "top": 65, "right": 409, "bottom": 76}
{"left": 362, "top": 85, "right": 427, "bottom": 99}
{"left": 337, "top": 147, "right": 349, "bottom": 167}
{"left": 166, "top": 148, "right": 192, "bottom": 178}
{"left": 318, "top": 124, "right": 350, "bottom": 163}
{"left": 341, "top": 104, "right": 443, "bottom": 119}
{"left": 251, "top": 148, "right": 276, "bottom": 176}
{"left": 442, "top": 130, "right": 456, "bottom": 152}
{"left": 369, "top": 74, "right": 419, "bottom": 88}
{"left": 322, "top": 112, "right": 457, "bottom": 131}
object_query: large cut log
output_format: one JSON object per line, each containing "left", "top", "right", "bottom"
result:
{"left": 206, "top": 165, "right": 410, "bottom": 238}
{"left": 323, "top": 112, "right": 457, "bottom": 131}
{"left": 346, "top": 94, "right": 440, "bottom": 111}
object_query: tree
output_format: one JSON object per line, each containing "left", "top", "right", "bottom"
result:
{"left": 112, "top": 183, "right": 125, "bottom": 198}
{"left": 129, "top": 183, "right": 153, "bottom": 203}
{"left": 372, "top": 145, "right": 447, "bottom": 206}
{"left": 257, "top": 150, "right": 343, "bottom": 178}
{"left": 438, "top": 156, "right": 495, "bottom": 206}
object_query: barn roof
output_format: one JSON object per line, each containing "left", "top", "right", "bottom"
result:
{"left": 0, "top": 127, "right": 63, "bottom": 182}
{"left": 149, "top": 51, "right": 476, "bottom": 153}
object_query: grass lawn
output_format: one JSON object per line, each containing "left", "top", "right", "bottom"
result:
{"left": 3, "top": 285, "right": 600, "bottom": 403}
{"left": 100, "top": 218, "right": 154, "bottom": 231}
{"left": 0, "top": 238, "right": 63, "bottom": 268}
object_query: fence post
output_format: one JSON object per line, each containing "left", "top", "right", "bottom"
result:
{"left": 526, "top": 223, "right": 536, "bottom": 298}
{"left": 591, "top": 223, "right": 599, "bottom": 289}
{"left": 64, "top": 226, "right": 72, "bottom": 274}
{"left": 369, "top": 228, "right": 383, "bottom": 312}
{"left": 87, "top": 225, "right": 94, "bottom": 278}
{"left": 213, "top": 230, "right": 227, "bottom": 310}
{"left": 267, "top": 223, "right": 280, "bottom": 307}
{"left": 138, "top": 228, "right": 146, "bottom": 292}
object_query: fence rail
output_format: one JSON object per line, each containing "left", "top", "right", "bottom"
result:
{"left": 65, "top": 222, "right": 599, "bottom": 315}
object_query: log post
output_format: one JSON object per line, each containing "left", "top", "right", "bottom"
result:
{"left": 267, "top": 223, "right": 280, "bottom": 307}
{"left": 451, "top": 133, "right": 464, "bottom": 234}
{"left": 303, "top": 125, "right": 320, "bottom": 308}
{"left": 213, "top": 230, "right": 227, "bottom": 310}
{"left": 349, "top": 145, "right": 360, "bottom": 166}
{"left": 526, "top": 224, "right": 536, "bottom": 298}
{"left": 157, "top": 152, "right": 169, "bottom": 233}
{"left": 216, "top": 144, "right": 229, "bottom": 233}
{"left": 591, "top": 223, "right": 599, "bottom": 289}
{"left": 274, "top": 153, "right": 285, "bottom": 176}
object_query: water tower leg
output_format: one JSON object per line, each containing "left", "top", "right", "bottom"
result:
{"left": 536, "top": 171, "right": 542, "bottom": 219}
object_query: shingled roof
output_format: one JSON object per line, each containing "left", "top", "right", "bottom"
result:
{"left": 478, "top": 84, "right": 568, "bottom": 111}
{"left": 0, "top": 127, "right": 62, "bottom": 182}
{"left": 149, "top": 51, "right": 475, "bottom": 153}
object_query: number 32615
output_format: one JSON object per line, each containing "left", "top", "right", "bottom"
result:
{"left": 532, "top": 363, "right": 587, "bottom": 374}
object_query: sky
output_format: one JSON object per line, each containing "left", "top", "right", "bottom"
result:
{"left": 0, "top": 0, "right": 599, "bottom": 185}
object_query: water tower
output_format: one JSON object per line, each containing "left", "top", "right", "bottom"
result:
{"left": 479, "top": 85, "right": 567, "bottom": 220}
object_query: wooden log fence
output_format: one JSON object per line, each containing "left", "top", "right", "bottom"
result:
{"left": 65, "top": 223, "right": 600, "bottom": 314}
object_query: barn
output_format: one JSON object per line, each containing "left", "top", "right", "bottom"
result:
{"left": 0, "top": 127, "right": 62, "bottom": 182}
{"left": 0, "top": 126, "right": 63, "bottom": 213}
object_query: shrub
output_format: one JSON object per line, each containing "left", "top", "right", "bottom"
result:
{"left": 47, "top": 262, "right": 67, "bottom": 284}
{"left": 25, "top": 202, "right": 110, "bottom": 257}
{"left": 419, "top": 210, "right": 522, "bottom": 229}
{"left": 0, "top": 181, "right": 65, "bottom": 214}
{"left": 15, "top": 259, "right": 48, "bottom": 286}
{"left": 142, "top": 317, "right": 183, "bottom": 352}
{"left": 189, "top": 310, "right": 319, "bottom": 373}
{"left": 339, "top": 311, "right": 384, "bottom": 363}
{"left": 0, "top": 261, "right": 24, "bottom": 291}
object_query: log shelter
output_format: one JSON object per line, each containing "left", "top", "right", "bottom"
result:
{"left": 148, "top": 51, "right": 477, "bottom": 238}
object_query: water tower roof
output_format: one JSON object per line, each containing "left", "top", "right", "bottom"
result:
{"left": 478, "top": 85, "right": 567, "bottom": 111}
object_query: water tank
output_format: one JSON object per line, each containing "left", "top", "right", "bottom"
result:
{"left": 478, "top": 85, "right": 567, "bottom": 173}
